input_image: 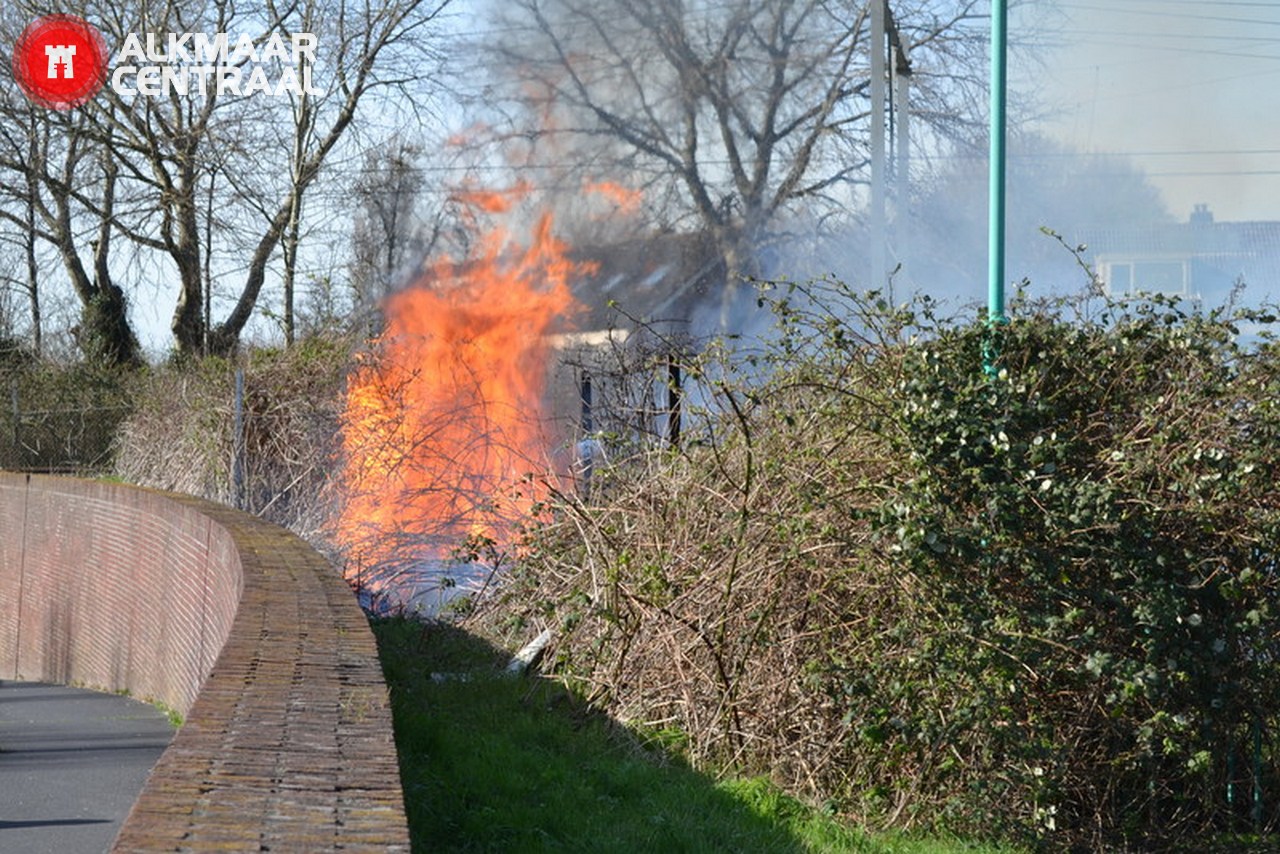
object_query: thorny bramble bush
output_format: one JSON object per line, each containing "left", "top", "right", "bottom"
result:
{"left": 466, "top": 279, "right": 1280, "bottom": 851}
{"left": 115, "top": 334, "right": 353, "bottom": 539}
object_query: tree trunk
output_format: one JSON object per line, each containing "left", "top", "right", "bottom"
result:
{"left": 47, "top": 152, "right": 140, "bottom": 367}
{"left": 714, "top": 221, "right": 764, "bottom": 330}
{"left": 23, "top": 158, "right": 41, "bottom": 355}
{"left": 170, "top": 161, "right": 206, "bottom": 356}
{"left": 282, "top": 194, "right": 302, "bottom": 347}
{"left": 81, "top": 156, "right": 140, "bottom": 366}
{"left": 171, "top": 273, "right": 204, "bottom": 355}
{"left": 208, "top": 198, "right": 295, "bottom": 356}
{"left": 80, "top": 283, "right": 139, "bottom": 367}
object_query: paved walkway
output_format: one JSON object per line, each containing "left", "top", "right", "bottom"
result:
{"left": 0, "top": 681, "right": 174, "bottom": 854}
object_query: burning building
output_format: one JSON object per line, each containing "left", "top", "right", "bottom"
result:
{"left": 335, "top": 186, "right": 730, "bottom": 612}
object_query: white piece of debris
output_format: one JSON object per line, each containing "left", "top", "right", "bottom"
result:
{"left": 429, "top": 671, "right": 472, "bottom": 683}
{"left": 506, "top": 628, "right": 553, "bottom": 675}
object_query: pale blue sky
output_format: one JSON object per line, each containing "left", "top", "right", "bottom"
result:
{"left": 1030, "top": 0, "right": 1280, "bottom": 222}
{"left": 108, "top": 1, "right": 1280, "bottom": 351}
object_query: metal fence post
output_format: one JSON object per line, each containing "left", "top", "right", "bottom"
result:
{"left": 9, "top": 380, "right": 18, "bottom": 467}
{"left": 665, "top": 353, "right": 681, "bottom": 449}
{"left": 577, "top": 372, "right": 593, "bottom": 498}
{"left": 232, "top": 368, "right": 245, "bottom": 510}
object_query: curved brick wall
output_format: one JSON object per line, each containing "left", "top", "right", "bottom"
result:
{"left": 0, "top": 472, "right": 408, "bottom": 852}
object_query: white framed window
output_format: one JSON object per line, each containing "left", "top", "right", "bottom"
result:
{"left": 1100, "top": 258, "right": 1190, "bottom": 297}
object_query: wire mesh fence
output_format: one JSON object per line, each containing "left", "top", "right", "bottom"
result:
{"left": 1, "top": 379, "right": 129, "bottom": 474}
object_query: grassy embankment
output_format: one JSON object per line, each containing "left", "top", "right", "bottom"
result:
{"left": 373, "top": 616, "right": 1021, "bottom": 853}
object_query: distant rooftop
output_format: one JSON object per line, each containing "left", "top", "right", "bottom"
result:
{"left": 1084, "top": 205, "right": 1280, "bottom": 302}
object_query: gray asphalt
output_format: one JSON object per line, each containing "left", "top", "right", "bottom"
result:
{"left": 0, "top": 680, "right": 175, "bottom": 854}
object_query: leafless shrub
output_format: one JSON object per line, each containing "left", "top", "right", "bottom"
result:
{"left": 114, "top": 336, "right": 354, "bottom": 539}
{"left": 467, "top": 296, "right": 901, "bottom": 798}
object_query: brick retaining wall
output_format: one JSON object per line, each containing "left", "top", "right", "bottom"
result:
{"left": 0, "top": 472, "right": 409, "bottom": 852}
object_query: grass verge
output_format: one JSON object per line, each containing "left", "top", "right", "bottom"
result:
{"left": 372, "top": 616, "right": 1022, "bottom": 853}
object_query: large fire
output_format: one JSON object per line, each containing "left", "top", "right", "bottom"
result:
{"left": 337, "top": 191, "right": 589, "bottom": 597}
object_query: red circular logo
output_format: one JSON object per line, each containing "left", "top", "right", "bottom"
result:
{"left": 13, "top": 15, "right": 108, "bottom": 110}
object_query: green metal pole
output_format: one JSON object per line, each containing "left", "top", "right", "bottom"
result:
{"left": 984, "top": 0, "right": 1008, "bottom": 376}
{"left": 1253, "top": 716, "right": 1263, "bottom": 831}
{"left": 1228, "top": 740, "right": 1237, "bottom": 813}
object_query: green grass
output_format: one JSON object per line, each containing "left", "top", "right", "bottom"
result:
{"left": 372, "top": 617, "right": 1022, "bottom": 853}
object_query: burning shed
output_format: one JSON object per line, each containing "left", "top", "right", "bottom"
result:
{"left": 547, "top": 230, "right": 727, "bottom": 454}
{"left": 334, "top": 184, "right": 729, "bottom": 612}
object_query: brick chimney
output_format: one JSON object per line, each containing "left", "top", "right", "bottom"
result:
{"left": 1190, "top": 203, "right": 1214, "bottom": 227}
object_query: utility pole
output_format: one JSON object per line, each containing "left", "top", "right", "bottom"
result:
{"left": 870, "top": 0, "right": 887, "bottom": 293}
{"left": 892, "top": 35, "right": 912, "bottom": 279}
{"left": 869, "top": 2, "right": 911, "bottom": 298}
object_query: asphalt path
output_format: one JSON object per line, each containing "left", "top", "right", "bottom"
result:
{"left": 0, "top": 680, "right": 174, "bottom": 854}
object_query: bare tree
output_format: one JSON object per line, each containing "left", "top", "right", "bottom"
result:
{"left": 201, "top": 0, "right": 453, "bottom": 354}
{"left": 478, "top": 0, "right": 989, "bottom": 306}
{"left": 0, "top": 236, "right": 18, "bottom": 344}
{"left": 348, "top": 137, "right": 428, "bottom": 328}
{"left": 18, "top": 111, "right": 42, "bottom": 354}
{"left": 0, "top": 116, "right": 47, "bottom": 353}
{"left": 0, "top": 0, "right": 451, "bottom": 359}
{"left": 0, "top": 94, "right": 142, "bottom": 364}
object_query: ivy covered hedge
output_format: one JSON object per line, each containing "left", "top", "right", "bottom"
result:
{"left": 470, "top": 282, "right": 1280, "bottom": 850}
{"left": 866, "top": 291, "right": 1280, "bottom": 847}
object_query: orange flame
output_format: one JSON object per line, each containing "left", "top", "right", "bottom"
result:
{"left": 584, "top": 180, "right": 642, "bottom": 215}
{"left": 451, "top": 179, "right": 532, "bottom": 214}
{"left": 337, "top": 199, "right": 590, "bottom": 588}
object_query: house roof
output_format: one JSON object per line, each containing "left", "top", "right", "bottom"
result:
{"left": 561, "top": 231, "right": 725, "bottom": 334}
{"left": 1086, "top": 220, "right": 1280, "bottom": 260}
{"left": 1082, "top": 208, "right": 1280, "bottom": 302}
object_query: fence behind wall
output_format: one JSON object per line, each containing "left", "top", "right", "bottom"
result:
{"left": 1, "top": 378, "right": 128, "bottom": 474}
